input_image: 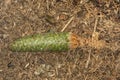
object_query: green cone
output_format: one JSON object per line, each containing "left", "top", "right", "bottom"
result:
{"left": 10, "top": 32, "right": 70, "bottom": 52}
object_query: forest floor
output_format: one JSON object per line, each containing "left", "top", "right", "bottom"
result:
{"left": 0, "top": 0, "right": 120, "bottom": 80}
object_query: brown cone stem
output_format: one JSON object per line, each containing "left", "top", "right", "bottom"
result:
{"left": 69, "top": 33, "right": 105, "bottom": 49}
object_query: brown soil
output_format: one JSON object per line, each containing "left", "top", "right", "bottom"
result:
{"left": 0, "top": 0, "right": 120, "bottom": 80}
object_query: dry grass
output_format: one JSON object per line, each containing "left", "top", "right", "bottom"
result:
{"left": 0, "top": 0, "right": 120, "bottom": 80}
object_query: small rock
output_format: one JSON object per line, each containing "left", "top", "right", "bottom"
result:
{"left": 34, "top": 64, "right": 55, "bottom": 77}
{"left": 7, "top": 62, "right": 14, "bottom": 68}
{"left": 58, "top": 13, "right": 69, "bottom": 21}
{"left": 45, "top": 15, "right": 56, "bottom": 25}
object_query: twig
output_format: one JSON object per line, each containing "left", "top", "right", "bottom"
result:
{"left": 61, "top": 16, "right": 74, "bottom": 32}
{"left": 0, "top": 70, "right": 3, "bottom": 72}
{"left": 92, "top": 17, "right": 99, "bottom": 44}
{"left": 46, "top": 0, "right": 49, "bottom": 10}
{"left": 25, "top": 63, "right": 30, "bottom": 68}
{"left": 85, "top": 50, "right": 91, "bottom": 68}
{"left": 93, "top": 17, "right": 98, "bottom": 33}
